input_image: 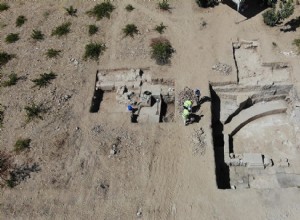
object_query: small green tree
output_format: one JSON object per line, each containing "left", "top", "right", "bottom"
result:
{"left": 0, "top": 3, "right": 9, "bottom": 12}
{"left": 65, "top": 6, "right": 77, "bottom": 16}
{"left": 16, "top": 15, "right": 27, "bottom": 27}
{"left": 125, "top": 4, "right": 135, "bottom": 12}
{"left": 14, "top": 138, "right": 31, "bottom": 153}
{"left": 158, "top": 0, "right": 171, "bottom": 11}
{"left": 31, "top": 30, "right": 44, "bottom": 41}
{"left": 154, "top": 23, "right": 167, "bottom": 34}
{"left": 45, "top": 49, "right": 61, "bottom": 58}
{"left": 5, "top": 33, "right": 19, "bottom": 43}
{"left": 32, "top": 72, "right": 57, "bottom": 88}
{"left": 88, "top": 24, "right": 98, "bottom": 36}
{"left": 84, "top": 43, "right": 106, "bottom": 60}
{"left": 150, "top": 37, "right": 174, "bottom": 65}
{"left": 262, "top": 0, "right": 294, "bottom": 26}
{"left": 123, "top": 24, "right": 138, "bottom": 38}
{"left": 0, "top": 104, "right": 4, "bottom": 127}
{"left": 51, "top": 22, "right": 71, "bottom": 37}
{"left": 86, "top": 1, "right": 115, "bottom": 20}
{"left": 293, "top": 38, "right": 300, "bottom": 53}
{"left": 2, "top": 72, "right": 18, "bottom": 87}
{"left": 24, "top": 103, "right": 45, "bottom": 122}
{"left": 0, "top": 52, "right": 15, "bottom": 68}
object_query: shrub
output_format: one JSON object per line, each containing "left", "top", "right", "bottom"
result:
{"left": 263, "top": 9, "right": 279, "bottom": 27}
{"left": 51, "top": 22, "right": 71, "bottom": 37}
{"left": 24, "top": 103, "right": 45, "bottom": 121}
{"left": 88, "top": 24, "right": 98, "bottom": 36}
{"left": 45, "top": 49, "right": 61, "bottom": 58}
{"left": 5, "top": 33, "right": 19, "bottom": 43}
{"left": 123, "top": 24, "right": 138, "bottom": 37}
{"left": 293, "top": 38, "right": 300, "bottom": 53}
{"left": 158, "top": 0, "right": 171, "bottom": 11}
{"left": 262, "top": 0, "right": 294, "bottom": 26}
{"left": 154, "top": 23, "right": 167, "bottom": 34}
{"left": 31, "top": 29, "right": 44, "bottom": 41}
{"left": 0, "top": 151, "right": 13, "bottom": 185}
{"left": 2, "top": 72, "right": 18, "bottom": 87}
{"left": 16, "top": 15, "right": 27, "bottom": 27}
{"left": 84, "top": 43, "right": 106, "bottom": 60}
{"left": 0, "top": 105, "right": 4, "bottom": 127}
{"left": 0, "top": 52, "right": 15, "bottom": 68}
{"left": 150, "top": 37, "right": 174, "bottom": 65}
{"left": 195, "top": 0, "right": 218, "bottom": 8}
{"left": 86, "top": 1, "right": 115, "bottom": 20}
{"left": 14, "top": 138, "right": 31, "bottom": 153}
{"left": 65, "top": 5, "right": 77, "bottom": 16}
{"left": 125, "top": 4, "right": 134, "bottom": 12}
{"left": 43, "top": 10, "right": 50, "bottom": 19}
{"left": 0, "top": 3, "right": 9, "bottom": 12}
{"left": 32, "top": 72, "right": 57, "bottom": 88}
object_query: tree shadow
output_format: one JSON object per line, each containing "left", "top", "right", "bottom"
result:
{"left": 280, "top": 16, "right": 300, "bottom": 32}
{"left": 222, "top": 0, "right": 267, "bottom": 19}
{"left": 7, "top": 163, "right": 41, "bottom": 188}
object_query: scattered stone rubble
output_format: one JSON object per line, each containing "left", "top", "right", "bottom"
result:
{"left": 177, "top": 87, "right": 197, "bottom": 111}
{"left": 191, "top": 127, "right": 206, "bottom": 156}
{"left": 92, "top": 68, "right": 175, "bottom": 123}
{"left": 212, "top": 62, "right": 232, "bottom": 75}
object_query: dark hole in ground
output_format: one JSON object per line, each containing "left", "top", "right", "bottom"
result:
{"left": 90, "top": 89, "right": 104, "bottom": 113}
{"left": 160, "top": 98, "right": 175, "bottom": 123}
{"left": 210, "top": 84, "right": 230, "bottom": 189}
{"left": 222, "top": 0, "right": 268, "bottom": 19}
{"left": 90, "top": 71, "right": 104, "bottom": 113}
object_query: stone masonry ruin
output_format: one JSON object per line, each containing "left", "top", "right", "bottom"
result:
{"left": 211, "top": 40, "right": 300, "bottom": 189}
{"left": 90, "top": 68, "right": 175, "bottom": 123}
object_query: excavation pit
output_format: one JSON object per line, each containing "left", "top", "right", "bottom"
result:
{"left": 90, "top": 68, "right": 175, "bottom": 123}
{"left": 210, "top": 40, "right": 300, "bottom": 189}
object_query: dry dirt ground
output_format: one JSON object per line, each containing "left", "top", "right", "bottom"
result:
{"left": 1, "top": 0, "right": 300, "bottom": 219}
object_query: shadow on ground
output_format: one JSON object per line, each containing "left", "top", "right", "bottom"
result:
{"left": 210, "top": 85, "right": 230, "bottom": 189}
{"left": 222, "top": 0, "right": 267, "bottom": 19}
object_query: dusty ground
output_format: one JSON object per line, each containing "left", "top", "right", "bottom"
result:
{"left": 1, "top": 0, "right": 300, "bottom": 219}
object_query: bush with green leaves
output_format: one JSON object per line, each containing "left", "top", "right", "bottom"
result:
{"left": 0, "top": 3, "right": 9, "bottom": 12}
{"left": 158, "top": 0, "right": 171, "bottom": 11}
{"left": 45, "top": 49, "right": 61, "bottom": 58}
{"left": 125, "top": 4, "right": 135, "bottom": 12}
{"left": 14, "top": 138, "right": 31, "bottom": 153}
{"left": 88, "top": 24, "right": 98, "bottom": 36}
{"left": 2, "top": 72, "right": 18, "bottom": 87}
{"left": 195, "top": 0, "right": 218, "bottom": 8}
{"left": 154, "top": 23, "right": 167, "bottom": 34}
{"left": 32, "top": 72, "right": 57, "bottom": 88}
{"left": 123, "top": 24, "right": 138, "bottom": 38}
{"left": 5, "top": 33, "right": 19, "bottom": 43}
{"left": 24, "top": 103, "right": 45, "bottom": 122}
{"left": 84, "top": 42, "right": 106, "bottom": 60}
{"left": 0, "top": 105, "right": 4, "bottom": 127}
{"left": 293, "top": 39, "right": 300, "bottom": 53}
{"left": 0, "top": 52, "right": 15, "bottom": 68}
{"left": 150, "top": 37, "right": 174, "bottom": 65}
{"left": 51, "top": 22, "right": 71, "bottom": 37}
{"left": 87, "top": 1, "right": 115, "bottom": 20}
{"left": 16, "top": 15, "right": 27, "bottom": 27}
{"left": 31, "top": 29, "right": 44, "bottom": 41}
{"left": 262, "top": 0, "right": 294, "bottom": 26}
{"left": 65, "top": 6, "right": 77, "bottom": 16}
